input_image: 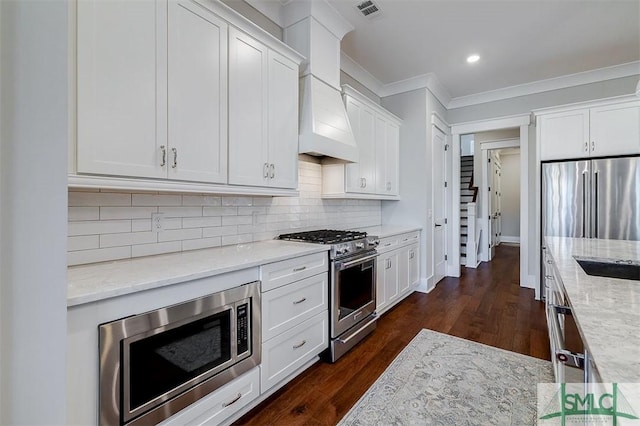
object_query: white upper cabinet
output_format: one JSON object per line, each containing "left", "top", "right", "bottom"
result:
{"left": 228, "top": 28, "right": 269, "bottom": 187}
{"left": 589, "top": 101, "right": 640, "bottom": 157}
{"left": 267, "top": 50, "right": 299, "bottom": 189}
{"left": 74, "top": 0, "right": 302, "bottom": 194}
{"left": 322, "top": 85, "right": 401, "bottom": 199}
{"left": 345, "top": 97, "right": 376, "bottom": 193}
{"left": 538, "top": 99, "right": 640, "bottom": 161}
{"left": 228, "top": 29, "right": 299, "bottom": 189}
{"left": 77, "top": 0, "right": 165, "bottom": 178}
{"left": 168, "top": 1, "right": 228, "bottom": 183}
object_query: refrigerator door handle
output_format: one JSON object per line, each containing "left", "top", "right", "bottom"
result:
{"left": 582, "top": 172, "right": 587, "bottom": 238}
{"left": 593, "top": 171, "right": 599, "bottom": 238}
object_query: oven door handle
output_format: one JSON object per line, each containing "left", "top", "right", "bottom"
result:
{"left": 550, "top": 304, "right": 585, "bottom": 369}
{"left": 337, "top": 253, "right": 378, "bottom": 270}
{"left": 338, "top": 316, "right": 377, "bottom": 344}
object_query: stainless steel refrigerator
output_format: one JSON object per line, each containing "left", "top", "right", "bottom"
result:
{"left": 542, "top": 156, "right": 640, "bottom": 240}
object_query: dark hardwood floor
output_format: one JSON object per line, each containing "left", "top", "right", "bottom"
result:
{"left": 235, "top": 244, "right": 550, "bottom": 425}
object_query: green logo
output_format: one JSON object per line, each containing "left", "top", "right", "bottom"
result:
{"left": 538, "top": 383, "right": 639, "bottom": 425}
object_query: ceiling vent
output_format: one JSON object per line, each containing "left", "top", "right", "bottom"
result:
{"left": 354, "top": 0, "right": 382, "bottom": 19}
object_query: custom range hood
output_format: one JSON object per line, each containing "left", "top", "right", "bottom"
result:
{"left": 283, "top": 0, "right": 358, "bottom": 163}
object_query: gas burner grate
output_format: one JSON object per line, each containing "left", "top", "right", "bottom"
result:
{"left": 279, "top": 229, "right": 367, "bottom": 244}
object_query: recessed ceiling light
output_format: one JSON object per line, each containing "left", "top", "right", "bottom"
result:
{"left": 467, "top": 54, "right": 480, "bottom": 64}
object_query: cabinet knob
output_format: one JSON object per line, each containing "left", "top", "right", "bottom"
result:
{"left": 591, "top": 141, "right": 595, "bottom": 152}
{"left": 263, "top": 163, "right": 269, "bottom": 178}
{"left": 584, "top": 142, "right": 588, "bottom": 152}
{"left": 171, "top": 148, "right": 177, "bottom": 168}
{"left": 269, "top": 163, "right": 275, "bottom": 179}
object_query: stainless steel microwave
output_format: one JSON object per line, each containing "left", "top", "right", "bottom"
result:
{"left": 98, "top": 281, "right": 261, "bottom": 425}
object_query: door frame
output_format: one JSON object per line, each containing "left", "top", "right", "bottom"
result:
{"left": 450, "top": 114, "right": 533, "bottom": 290}
{"left": 431, "top": 122, "right": 448, "bottom": 285}
{"left": 480, "top": 138, "right": 519, "bottom": 262}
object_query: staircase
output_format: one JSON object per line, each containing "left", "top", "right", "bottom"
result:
{"left": 460, "top": 156, "right": 478, "bottom": 265}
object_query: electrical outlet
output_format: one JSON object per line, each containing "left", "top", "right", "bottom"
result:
{"left": 151, "top": 212, "right": 165, "bottom": 232}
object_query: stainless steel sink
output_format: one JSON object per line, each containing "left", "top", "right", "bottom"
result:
{"left": 574, "top": 257, "right": 640, "bottom": 281}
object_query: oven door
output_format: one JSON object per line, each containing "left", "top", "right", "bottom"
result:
{"left": 331, "top": 250, "right": 377, "bottom": 338}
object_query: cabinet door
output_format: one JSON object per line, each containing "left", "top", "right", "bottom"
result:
{"left": 168, "top": 1, "right": 228, "bottom": 183}
{"left": 384, "top": 251, "right": 399, "bottom": 305}
{"left": 77, "top": 0, "right": 165, "bottom": 178}
{"left": 408, "top": 244, "right": 419, "bottom": 288}
{"left": 267, "top": 50, "right": 299, "bottom": 189}
{"left": 539, "top": 109, "right": 590, "bottom": 161}
{"left": 590, "top": 101, "right": 640, "bottom": 157}
{"left": 398, "top": 248, "right": 410, "bottom": 295}
{"left": 344, "top": 98, "right": 376, "bottom": 193}
{"left": 384, "top": 121, "right": 400, "bottom": 195}
{"left": 375, "top": 253, "right": 387, "bottom": 312}
{"left": 228, "top": 28, "right": 268, "bottom": 186}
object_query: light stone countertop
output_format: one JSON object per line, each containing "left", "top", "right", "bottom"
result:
{"left": 67, "top": 240, "right": 329, "bottom": 307}
{"left": 356, "top": 225, "right": 422, "bottom": 239}
{"left": 545, "top": 237, "right": 640, "bottom": 383}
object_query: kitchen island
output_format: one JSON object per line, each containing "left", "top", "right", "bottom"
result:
{"left": 544, "top": 237, "right": 640, "bottom": 384}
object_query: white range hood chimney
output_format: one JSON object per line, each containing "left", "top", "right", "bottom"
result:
{"left": 283, "top": 0, "right": 358, "bottom": 163}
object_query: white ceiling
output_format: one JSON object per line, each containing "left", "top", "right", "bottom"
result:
{"left": 328, "top": 0, "right": 640, "bottom": 100}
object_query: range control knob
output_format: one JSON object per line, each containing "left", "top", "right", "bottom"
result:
{"left": 338, "top": 247, "right": 349, "bottom": 255}
{"left": 355, "top": 242, "right": 364, "bottom": 249}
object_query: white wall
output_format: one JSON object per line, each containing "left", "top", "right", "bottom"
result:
{"left": 380, "top": 88, "right": 447, "bottom": 291}
{"left": 460, "top": 134, "right": 474, "bottom": 156}
{"left": 500, "top": 151, "right": 521, "bottom": 241}
{"left": 0, "top": 1, "right": 68, "bottom": 423}
{"left": 68, "top": 157, "right": 382, "bottom": 266}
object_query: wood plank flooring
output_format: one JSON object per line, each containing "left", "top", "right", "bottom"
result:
{"left": 235, "top": 244, "right": 550, "bottom": 425}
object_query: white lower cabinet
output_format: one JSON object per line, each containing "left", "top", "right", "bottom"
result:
{"left": 259, "top": 253, "right": 329, "bottom": 394}
{"left": 376, "top": 231, "right": 420, "bottom": 315}
{"left": 159, "top": 367, "right": 260, "bottom": 426}
{"left": 260, "top": 312, "right": 328, "bottom": 393}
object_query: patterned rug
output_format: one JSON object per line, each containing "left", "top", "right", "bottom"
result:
{"left": 338, "top": 329, "right": 553, "bottom": 425}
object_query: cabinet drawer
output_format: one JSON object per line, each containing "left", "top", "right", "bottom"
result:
{"left": 261, "top": 252, "right": 328, "bottom": 292}
{"left": 261, "top": 312, "right": 328, "bottom": 393}
{"left": 159, "top": 367, "right": 259, "bottom": 426}
{"left": 262, "top": 273, "right": 328, "bottom": 341}
{"left": 377, "top": 236, "right": 399, "bottom": 253}
{"left": 398, "top": 231, "right": 420, "bottom": 246}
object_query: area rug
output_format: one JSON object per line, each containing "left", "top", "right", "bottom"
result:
{"left": 338, "top": 329, "right": 553, "bottom": 425}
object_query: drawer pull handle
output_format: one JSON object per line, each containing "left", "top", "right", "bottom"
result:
{"left": 293, "top": 340, "right": 306, "bottom": 349}
{"left": 293, "top": 297, "right": 307, "bottom": 305}
{"left": 383, "top": 243, "right": 392, "bottom": 247}
{"left": 293, "top": 266, "right": 306, "bottom": 272}
{"left": 222, "top": 393, "right": 242, "bottom": 407}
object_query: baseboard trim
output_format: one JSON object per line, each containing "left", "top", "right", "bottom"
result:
{"left": 415, "top": 277, "right": 431, "bottom": 293}
{"left": 520, "top": 274, "right": 536, "bottom": 289}
{"left": 500, "top": 236, "right": 520, "bottom": 244}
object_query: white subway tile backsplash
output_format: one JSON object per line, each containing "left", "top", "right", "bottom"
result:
{"left": 182, "top": 216, "right": 222, "bottom": 229}
{"left": 131, "top": 241, "right": 182, "bottom": 258}
{"left": 100, "top": 206, "right": 158, "bottom": 220}
{"left": 67, "top": 160, "right": 382, "bottom": 265}
{"left": 158, "top": 228, "right": 202, "bottom": 243}
{"left": 160, "top": 206, "right": 203, "bottom": 218}
{"left": 203, "top": 206, "right": 238, "bottom": 216}
{"left": 202, "top": 225, "right": 238, "bottom": 238}
{"left": 132, "top": 194, "right": 182, "bottom": 206}
{"left": 100, "top": 231, "right": 157, "bottom": 248}
{"left": 69, "top": 191, "right": 131, "bottom": 207}
{"left": 69, "top": 220, "right": 131, "bottom": 236}
{"left": 182, "top": 237, "right": 222, "bottom": 251}
{"left": 68, "top": 246, "right": 131, "bottom": 266}
{"left": 182, "top": 195, "right": 222, "bottom": 206}
{"left": 68, "top": 207, "right": 99, "bottom": 221}
{"left": 68, "top": 235, "right": 100, "bottom": 251}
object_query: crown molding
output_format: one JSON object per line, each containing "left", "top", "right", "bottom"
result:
{"left": 340, "top": 52, "right": 384, "bottom": 94}
{"left": 448, "top": 61, "right": 640, "bottom": 109}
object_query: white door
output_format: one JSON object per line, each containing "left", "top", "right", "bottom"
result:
{"left": 77, "top": 0, "right": 166, "bottom": 178}
{"left": 168, "top": 0, "right": 228, "bottom": 183}
{"left": 344, "top": 98, "right": 375, "bottom": 193}
{"left": 538, "top": 109, "right": 589, "bottom": 161}
{"left": 267, "top": 50, "right": 299, "bottom": 189}
{"left": 432, "top": 125, "right": 447, "bottom": 284}
{"left": 384, "top": 121, "right": 400, "bottom": 195}
{"left": 489, "top": 153, "right": 501, "bottom": 259}
{"left": 228, "top": 28, "right": 268, "bottom": 186}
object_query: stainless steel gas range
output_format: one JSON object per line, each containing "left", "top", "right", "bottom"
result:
{"left": 279, "top": 230, "right": 379, "bottom": 362}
